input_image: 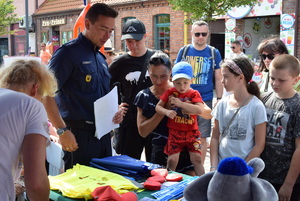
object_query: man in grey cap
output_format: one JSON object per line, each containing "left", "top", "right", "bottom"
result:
{"left": 109, "top": 19, "right": 156, "bottom": 161}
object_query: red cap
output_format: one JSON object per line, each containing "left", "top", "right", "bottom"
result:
{"left": 92, "top": 186, "right": 138, "bottom": 201}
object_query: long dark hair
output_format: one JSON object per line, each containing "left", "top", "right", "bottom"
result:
{"left": 257, "top": 35, "right": 288, "bottom": 72}
{"left": 221, "top": 57, "right": 260, "bottom": 99}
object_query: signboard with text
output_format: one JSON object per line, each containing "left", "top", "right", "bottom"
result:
{"left": 42, "top": 18, "right": 66, "bottom": 27}
{"left": 280, "top": 13, "right": 295, "bottom": 55}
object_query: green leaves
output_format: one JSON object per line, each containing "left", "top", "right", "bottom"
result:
{"left": 167, "top": 0, "right": 258, "bottom": 22}
{"left": 0, "top": 0, "right": 19, "bottom": 35}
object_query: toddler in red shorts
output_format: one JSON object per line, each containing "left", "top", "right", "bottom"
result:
{"left": 156, "top": 61, "right": 210, "bottom": 176}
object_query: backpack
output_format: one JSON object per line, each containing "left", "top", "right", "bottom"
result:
{"left": 179, "top": 44, "right": 217, "bottom": 70}
{"left": 178, "top": 44, "right": 217, "bottom": 88}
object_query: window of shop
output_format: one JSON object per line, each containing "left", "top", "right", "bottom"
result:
{"left": 14, "top": 35, "right": 26, "bottom": 56}
{"left": 62, "top": 31, "right": 73, "bottom": 44}
{"left": 154, "top": 14, "right": 170, "bottom": 53}
{"left": 0, "top": 38, "right": 8, "bottom": 64}
{"left": 51, "top": 28, "right": 60, "bottom": 53}
{"left": 42, "top": 32, "right": 50, "bottom": 43}
{"left": 243, "top": 16, "right": 280, "bottom": 60}
{"left": 122, "top": 17, "right": 135, "bottom": 52}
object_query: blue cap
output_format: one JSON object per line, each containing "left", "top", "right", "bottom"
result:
{"left": 172, "top": 62, "right": 193, "bottom": 81}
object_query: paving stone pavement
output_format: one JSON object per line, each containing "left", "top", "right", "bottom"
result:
{"left": 204, "top": 145, "right": 211, "bottom": 173}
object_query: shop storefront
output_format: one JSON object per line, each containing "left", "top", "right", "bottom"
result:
{"left": 33, "top": 0, "right": 176, "bottom": 59}
{"left": 222, "top": 0, "right": 296, "bottom": 60}
{"left": 0, "top": 24, "right": 26, "bottom": 61}
{"left": 0, "top": 37, "right": 8, "bottom": 64}
{"left": 33, "top": 0, "right": 299, "bottom": 60}
{"left": 34, "top": 15, "right": 76, "bottom": 55}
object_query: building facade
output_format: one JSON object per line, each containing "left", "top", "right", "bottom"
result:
{"left": 29, "top": 0, "right": 300, "bottom": 61}
{"left": 0, "top": 0, "right": 44, "bottom": 61}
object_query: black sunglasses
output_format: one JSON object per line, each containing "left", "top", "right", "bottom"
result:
{"left": 230, "top": 46, "right": 235, "bottom": 49}
{"left": 261, "top": 53, "right": 275, "bottom": 60}
{"left": 194, "top": 32, "right": 208, "bottom": 37}
{"left": 149, "top": 57, "right": 171, "bottom": 67}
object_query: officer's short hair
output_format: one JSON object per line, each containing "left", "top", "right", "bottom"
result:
{"left": 85, "top": 3, "right": 118, "bottom": 24}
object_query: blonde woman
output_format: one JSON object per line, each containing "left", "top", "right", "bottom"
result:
{"left": 0, "top": 59, "right": 57, "bottom": 201}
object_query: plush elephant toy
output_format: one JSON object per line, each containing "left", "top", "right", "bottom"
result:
{"left": 184, "top": 157, "right": 278, "bottom": 201}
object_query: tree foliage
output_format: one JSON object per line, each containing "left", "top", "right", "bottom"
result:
{"left": 0, "top": 0, "right": 20, "bottom": 36}
{"left": 167, "top": 0, "right": 258, "bottom": 23}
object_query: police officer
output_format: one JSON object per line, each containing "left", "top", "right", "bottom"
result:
{"left": 44, "top": 3, "right": 124, "bottom": 170}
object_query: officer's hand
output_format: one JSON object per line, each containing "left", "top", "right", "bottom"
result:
{"left": 59, "top": 130, "right": 78, "bottom": 152}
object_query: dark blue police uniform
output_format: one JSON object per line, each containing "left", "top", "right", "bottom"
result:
{"left": 50, "top": 33, "right": 112, "bottom": 170}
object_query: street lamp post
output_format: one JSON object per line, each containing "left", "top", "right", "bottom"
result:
{"left": 25, "top": 0, "right": 29, "bottom": 55}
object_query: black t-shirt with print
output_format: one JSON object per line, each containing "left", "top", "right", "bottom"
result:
{"left": 260, "top": 92, "right": 300, "bottom": 184}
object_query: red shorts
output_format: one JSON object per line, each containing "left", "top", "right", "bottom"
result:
{"left": 164, "top": 128, "right": 201, "bottom": 155}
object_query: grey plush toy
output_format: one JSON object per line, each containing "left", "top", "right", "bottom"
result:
{"left": 184, "top": 157, "right": 278, "bottom": 201}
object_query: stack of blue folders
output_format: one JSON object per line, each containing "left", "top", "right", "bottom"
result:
{"left": 151, "top": 176, "right": 198, "bottom": 201}
{"left": 90, "top": 155, "right": 161, "bottom": 180}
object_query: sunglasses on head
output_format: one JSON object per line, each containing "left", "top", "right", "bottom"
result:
{"left": 230, "top": 46, "right": 235, "bottom": 49}
{"left": 261, "top": 53, "right": 275, "bottom": 60}
{"left": 149, "top": 57, "right": 171, "bottom": 67}
{"left": 194, "top": 32, "right": 208, "bottom": 37}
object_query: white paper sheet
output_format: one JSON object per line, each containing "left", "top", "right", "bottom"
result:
{"left": 94, "top": 86, "right": 119, "bottom": 140}
{"left": 3, "top": 56, "right": 41, "bottom": 68}
{"left": 46, "top": 141, "right": 64, "bottom": 169}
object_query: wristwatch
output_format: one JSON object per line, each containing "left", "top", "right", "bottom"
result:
{"left": 56, "top": 127, "right": 68, "bottom": 136}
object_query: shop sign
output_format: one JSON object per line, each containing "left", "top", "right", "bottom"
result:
{"left": 42, "top": 18, "right": 66, "bottom": 27}
{"left": 243, "top": 33, "right": 252, "bottom": 48}
{"left": 221, "top": 0, "right": 282, "bottom": 19}
{"left": 227, "top": 5, "right": 252, "bottom": 19}
{"left": 281, "top": 14, "right": 294, "bottom": 29}
{"left": 225, "top": 18, "right": 236, "bottom": 31}
{"left": 280, "top": 13, "right": 295, "bottom": 55}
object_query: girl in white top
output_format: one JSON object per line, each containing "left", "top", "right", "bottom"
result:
{"left": 210, "top": 57, "right": 267, "bottom": 171}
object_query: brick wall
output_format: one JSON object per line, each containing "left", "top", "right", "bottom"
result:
{"left": 283, "top": 0, "right": 299, "bottom": 58}
{"left": 113, "top": 0, "right": 185, "bottom": 61}
{"left": 298, "top": 3, "right": 300, "bottom": 59}
{"left": 34, "top": 0, "right": 299, "bottom": 60}
{"left": 235, "top": 19, "right": 244, "bottom": 38}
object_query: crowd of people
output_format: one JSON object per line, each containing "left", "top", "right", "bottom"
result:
{"left": 0, "top": 2, "right": 299, "bottom": 201}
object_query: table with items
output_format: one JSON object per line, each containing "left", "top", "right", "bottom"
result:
{"left": 49, "top": 155, "right": 196, "bottom": 201}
